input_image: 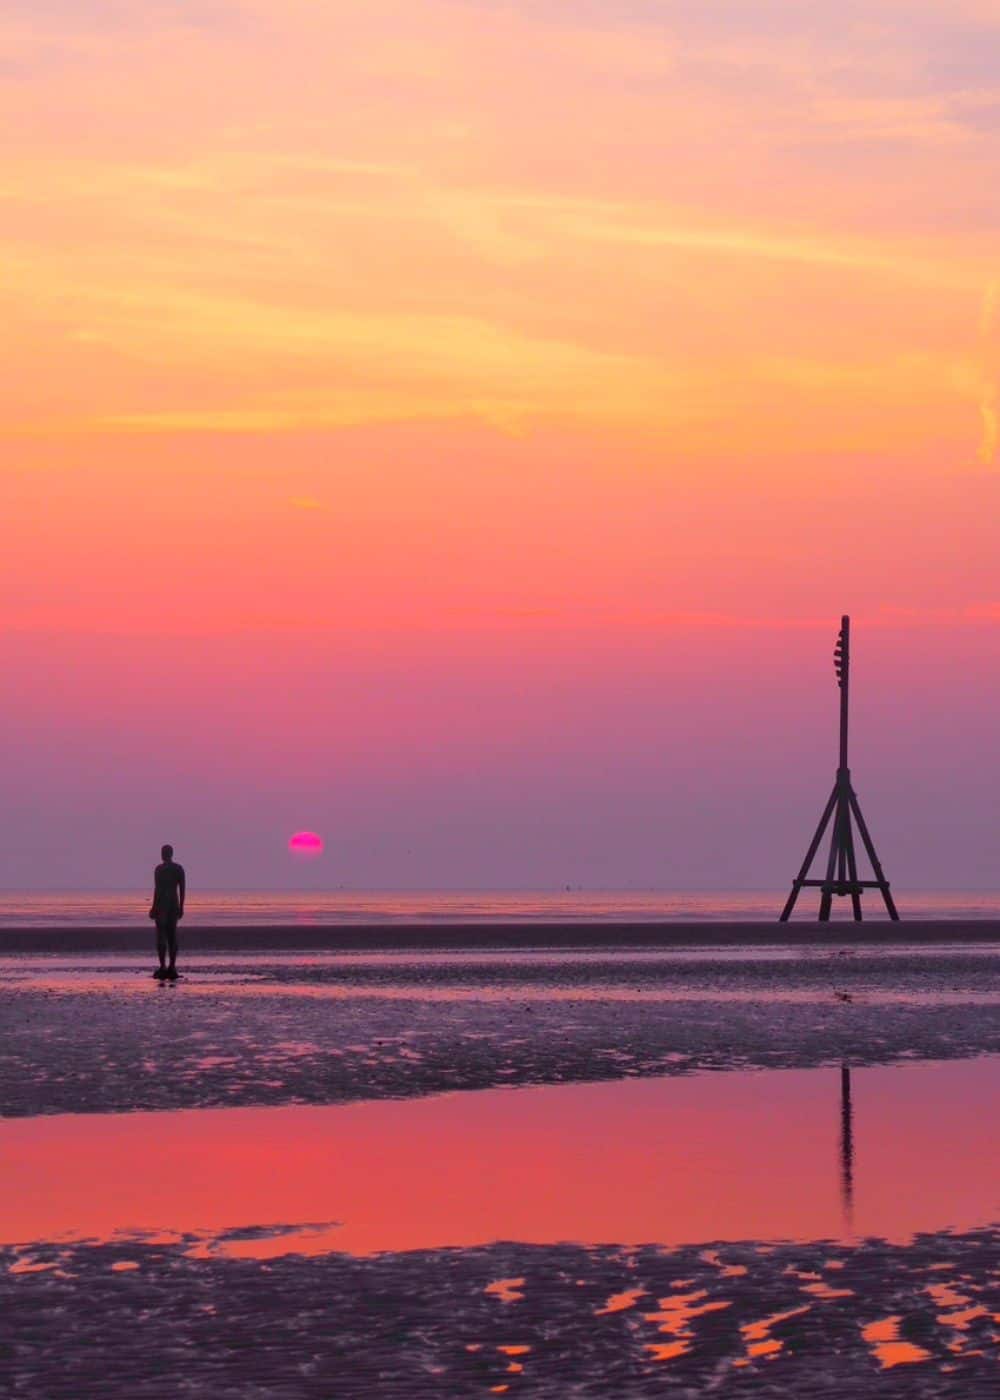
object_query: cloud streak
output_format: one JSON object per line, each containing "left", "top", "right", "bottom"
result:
{"left": 977, "top": 280, "right": 1000, "bottom": 466}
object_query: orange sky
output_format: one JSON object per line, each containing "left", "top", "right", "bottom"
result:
{"left": 1, "top": 2, "right": 998, "bottom": 888}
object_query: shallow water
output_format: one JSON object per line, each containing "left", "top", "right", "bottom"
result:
{"left": 4, "top": 945, "right": 999, "bottom": 1005}
{"left": 4, "top": 888, "right": 1000, "bottom": 927}
{"left": 4, "top": 1058, "right": 996, "bottom": 1257}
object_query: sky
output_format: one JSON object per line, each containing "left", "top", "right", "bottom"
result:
{"left": 1, "top": 0, "right": 999, "bottom": 891}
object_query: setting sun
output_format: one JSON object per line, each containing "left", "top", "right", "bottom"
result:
{"left": 288, "top": 831, "right": 324, "bottom": 860}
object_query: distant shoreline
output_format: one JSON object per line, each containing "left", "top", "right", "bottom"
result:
{"left": 2, "top": 920, "right": 998, "bottom": 953}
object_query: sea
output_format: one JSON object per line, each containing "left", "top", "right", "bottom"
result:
{"left": 0, "top": 890, "right": 998, "bottom": 928}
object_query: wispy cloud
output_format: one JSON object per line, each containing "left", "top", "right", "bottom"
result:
{"left": 0, "top": 0, "right": 997, "bottom": 463}
{"left": 976, "top": 279, "right": 1000, "bottom": 466}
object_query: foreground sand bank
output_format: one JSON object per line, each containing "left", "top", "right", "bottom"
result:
{"left": 7, "top": 1229, "right": 996, "bottom": 1397}
{"left": 6, "top": 935, "right": 996, "bottom": 1398}
{"left": 2, "top": 917, "right": 999, "bottom": 952}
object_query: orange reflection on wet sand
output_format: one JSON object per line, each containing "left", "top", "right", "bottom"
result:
{"left": 861, "top": 1316, "right": 932, "bottom": 1368}
{"left": 643, "top": 1288, "right": 732, "bottom": 1361}
{"left": 740, "top": 1304, "right": 811, "bottom": 1361}
{"left": 646, "top": 1341, "right": 690, "bottom": 1362}
{"left": 2, "top": 1060, "right": 996, "bottom": 1256}
{"left": 595, "top": 1287, "right": 647, "bottom": 1315}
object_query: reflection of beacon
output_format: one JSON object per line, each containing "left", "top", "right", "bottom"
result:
{"left": 289, "top": 831, "right": 324, "bottom": 861}
{"left": 840, "top": 1063, "right": 855, "bottom": 1230}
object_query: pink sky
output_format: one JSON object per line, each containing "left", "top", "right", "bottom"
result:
{"left": 1, "top": 2, "right": 998, "bottom": 889}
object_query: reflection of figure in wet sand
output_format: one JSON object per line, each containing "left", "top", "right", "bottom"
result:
{"left": 149, "top": 845, "right": 185, "bottom": 981}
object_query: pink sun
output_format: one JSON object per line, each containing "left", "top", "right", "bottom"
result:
{"left": 288, "top": 830, "right": 324, "bottom": 860}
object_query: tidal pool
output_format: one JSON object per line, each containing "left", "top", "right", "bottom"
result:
{"left": 4, "top": 1057, "right": 995, "bottom": 1257}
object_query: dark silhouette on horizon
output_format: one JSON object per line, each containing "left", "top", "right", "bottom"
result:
{"left": 781, "top": 616, "right": 899, "bottom": 921}
{"left": 840, "top": 1062, "right": 854, "bottom": 1229}
{"left": 150, "top": 844, "right": 185, "bottom": 980}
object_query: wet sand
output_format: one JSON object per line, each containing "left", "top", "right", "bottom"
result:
{"left": 5, "top": 1230, "right": 998, "bottom": 1397}
{"left": 2, "top": 942, "right": 998, "bottom": 1117}
{"left": 2, "top": 936, "right": 998, "bottom": 1395}
{"left": 3, "top": 918, "right": 999, "bottom": 952}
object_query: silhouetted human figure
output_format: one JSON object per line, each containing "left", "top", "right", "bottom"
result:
{"left": 150, "top": 844, "right": 185, "bottom": 980}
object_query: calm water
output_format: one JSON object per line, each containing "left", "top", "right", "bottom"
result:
{"left": 4, "top": 1059, "right": 996, "bottom": 1252}
{"left": 0, "top": 889, "right": 999, "bottom": 928}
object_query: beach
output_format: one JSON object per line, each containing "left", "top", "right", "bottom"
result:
{"left": 2, "top": 926, "right": 1000, "bottom": 1118}
{"left": 2, "top": 926, "right": 998, "bottom": 1395}
{"left": 9, "top": 0, "right": 1000, "bottom": 1391}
